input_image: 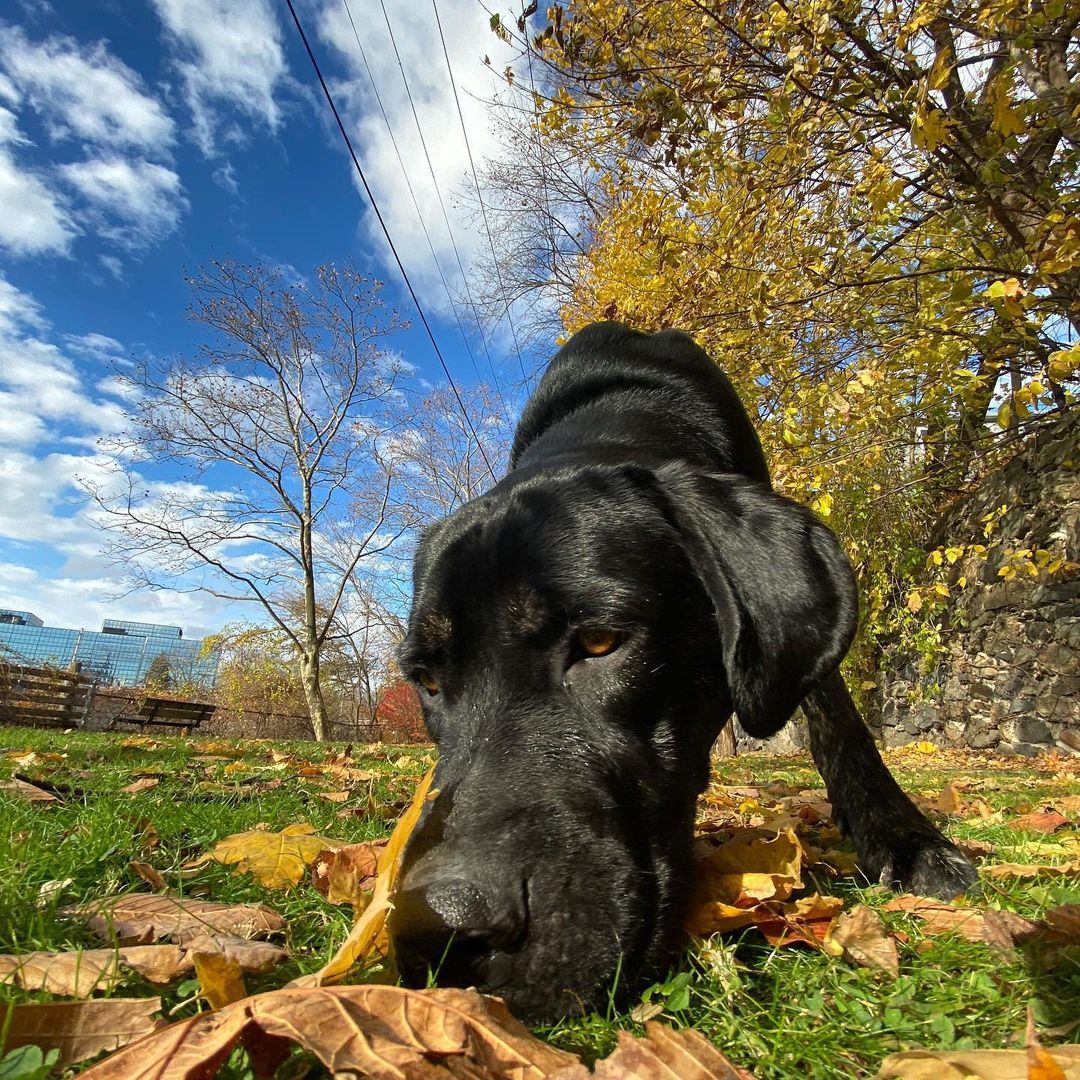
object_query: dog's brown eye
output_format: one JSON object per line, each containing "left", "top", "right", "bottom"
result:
{"left": 417, "top": 670, "right": 439, "bottom": 696}
{"left": 576, "top": 628, "right": 621, "bottom": 657}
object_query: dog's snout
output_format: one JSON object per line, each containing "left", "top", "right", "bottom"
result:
{"left": 392, "top": 870, "right": 527, "bottom": 987}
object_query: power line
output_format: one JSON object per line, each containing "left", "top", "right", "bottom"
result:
{"left": 283, "top": 0, "right": 496, "bottom": 482}
{"left": 351, "top": 0, "right": 508, "bottom": 410}
{"left": 340, "top": 0, "right": 488, "bottom": 391}
{"left": 431, "top": 0, "right": 532, "bottom": 388}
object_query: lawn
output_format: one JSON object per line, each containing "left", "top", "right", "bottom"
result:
{"left": 0, "top": 725, "right": 1077, "bottom": 1079}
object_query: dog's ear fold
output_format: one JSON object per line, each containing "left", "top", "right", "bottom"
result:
{"left": 654, "top": 464, "right": 858, "bottom": 738}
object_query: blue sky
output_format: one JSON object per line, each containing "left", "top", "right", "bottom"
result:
{"left": 0, "top": 0, "right": 538, "bottom": 640}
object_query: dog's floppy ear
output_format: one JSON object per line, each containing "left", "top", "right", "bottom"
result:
{"left": 654, "top": 463, "right": 858, "bottom": 737}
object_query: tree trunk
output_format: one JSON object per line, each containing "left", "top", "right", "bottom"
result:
{"left": 298, "top": 652, "right": 329, "bottom": 742}
{"left": 712, "top": 717, "right": 737, "bottom": 758}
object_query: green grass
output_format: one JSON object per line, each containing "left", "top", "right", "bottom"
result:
{"left": 1, "top": 727, "right": 1078, "bottom": 1079}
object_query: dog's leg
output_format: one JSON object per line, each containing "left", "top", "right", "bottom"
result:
{"left": 802, "top": 671, "right": 978, "bottom": 898}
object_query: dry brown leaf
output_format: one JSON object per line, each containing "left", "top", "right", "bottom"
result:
{"left": 824, "top": 905, "right": 899, "bottom": 976}
{"left": 936, "top": 783, "right": 962, "bottom": 814}
{"left": 0, "top": 777, "right": 60, "bottom": 802}
{"left": 121, "top": 778, "right": 160, "bottom": 795}
{"left": 297, "top": 765, "right": 436, "bottom": 987}
{"left": 979, "top": 910, "right": 1045, "bottom": 953}
{"left": 129, "top": 862, "right": 168, "bottom": 892}
{"left": 982, "top": 861, "right": 1080, "bottom": 880}
{"left": 193, "top": 952, "right": 247, "bottom": 1010}
{"left": 1008, "top": 809, "right": 1072, "bottom": 834}
{"left": 1046, "top": 904, "right": 1080, "bottom": 942}
{"left": 752, "top": 894, "right": 844, "bottom": 949}
{"left": 0, "top": 997, "right": 161, "bottom": 1067}
{"left": 0, "top": 934, "right": 287, "bottom": 998}
{"left": 316, "top": 790, "right": 350, "bottom": 803}
{"left": 66, "top": 894, "right": 285, "bottom": 946}
{"left": 0, "top": 946, "right": 196, "bottom": 995}
{"left": 310, "top": 841, "right": 384, "bottom": 906}
{"left": 79, "top": 985, "right": 576, "bottom": 1080}
{"left": 552, "top": 1021, "right": 756, "bottom": 1079}
{"left": 884, "top": 895, "right": 987, "bottom": 942}
{"left": 179, "top": 933, "right": 288, "bottom": 973}
{"left": 207, "top": 823, "right": 346, "bottom": 888}
{"left": 874, "top": 1047, "right": 1080, "bottom": 1079}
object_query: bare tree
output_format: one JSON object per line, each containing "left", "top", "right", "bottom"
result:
{"left": 87, "top": 261, "right": 409, "bottom": 741}
{"left": 377, "top": 381, "right": 514, "bottom": 528}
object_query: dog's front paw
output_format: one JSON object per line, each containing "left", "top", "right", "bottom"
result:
{"left": 881, "top": 841, "right": 979, "bottom": 899}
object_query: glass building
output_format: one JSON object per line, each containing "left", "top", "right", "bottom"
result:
{"left": 0, "top": 609, "right": 219, "bottom": 688}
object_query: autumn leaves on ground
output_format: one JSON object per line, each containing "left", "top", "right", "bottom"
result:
{"left": 0, "top": 728, "right": 1078, "bottom": 1080}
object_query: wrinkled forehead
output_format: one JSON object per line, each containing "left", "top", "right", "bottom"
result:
{"left": 406, "top": 469, "right": 677, "bottom": 649}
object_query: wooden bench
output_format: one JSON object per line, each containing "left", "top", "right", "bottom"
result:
{"left": 127, "top": 696, "right": 217, "bottom": 734}
{"left": 0, "top": 663, "right": 94, "bottom": 729}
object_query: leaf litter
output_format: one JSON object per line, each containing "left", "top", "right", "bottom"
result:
{"left": 3, "top": 740, "right": 1079, "bottom": 1077}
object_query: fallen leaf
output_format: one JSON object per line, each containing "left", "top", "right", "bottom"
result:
{"left": 193, "top": 953, "right": 247, "bottom": 1010}
{"left": 316, "top": 790, "right": 350, "bottom": 803}
{"left": 874, "top": 1047, "right": 1080, "bottom": 1078}
{"left": 0, "top": 998, "right": 160, "bottom": 1067}
{"left": 129, "top": 863, "right": 168, "bottom": 892}
{"left": 1008, "top": 809, "right": 1071, "bottom": 834}
{"left": 310, "top": 842, "right": 383, "bottom": 906}
{"left": 207, "top": 823, "right": 346, "bottom": 888}
{"left": 180, "top": 934, "right": 288, "bottom": 974}
{"left": 982, "top": 861, "right": 1080, "bottom": 879}
{"left": 1046, "top": 904, "right": 1080, "bottom": 943}
{"left": 752, "top": 893, "right": 843, "bottom": 949}
{"left": 0, "top": 778, "right": 59, "bottom": 803}
{"left": 979, "top": 909, "right": 1045, "bottom": 953}
{"left": 824, "top": 905, "right": 899, "bottom": 976}
{"left": 552, "top": 1021, "right": 756, "bottom": 1079}
{"left": 121, "top": 778, "right": 160, "bottom": 795}
{"left": 79, "top": 986, "right": 575, "bottom": 1080}
{"left": 884, "top": 896, "right": 986, "bottom": 942}
{"left": 298, "top": 765, "right": 435, "bottom": 986}
{"left": 37, "top": 878, "right": 73, "bottom": 906}
{"left": 936, "top": 783, "right": 962, "bottom": 814}
{"left": 66, "top": 894, "right": 285, "bottom": 946}
{"left": 694, "top": 827, "right": 805, "bottom": 906}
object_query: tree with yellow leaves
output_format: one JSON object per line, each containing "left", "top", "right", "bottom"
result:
{"left": 479, "top": 0, "right": 1078, "bottom": 679}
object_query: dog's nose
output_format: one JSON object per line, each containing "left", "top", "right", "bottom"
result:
{"left": 391, "top": 874, "right": 526, "bottom": 985}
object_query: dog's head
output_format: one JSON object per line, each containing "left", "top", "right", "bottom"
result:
{"left": 389, "top": 459, "right": 857, "bottom": 1021}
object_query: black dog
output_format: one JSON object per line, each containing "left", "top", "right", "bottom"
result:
{"left": 390, "top": 323, "right": 976, "bottom": 1022}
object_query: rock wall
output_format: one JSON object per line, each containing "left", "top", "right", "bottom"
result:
{"left": 875, "top": 413, "right": 1079, "bottom": 755}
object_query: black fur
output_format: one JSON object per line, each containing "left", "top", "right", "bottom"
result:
{"left": 390, "top": 323, "right": 976, "bottom": 1022}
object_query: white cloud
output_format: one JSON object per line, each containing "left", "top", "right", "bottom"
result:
{"left": 0, "top": 105, "right": 76, "bottom": 256}
{"left": 59, "top": 157, "right": 188, "bottom": 249}
{"left": 151, "top": 0, "right": 287, "bottom": 156}
{"left": 63, "top": 331, "right": 124, "bottom": 360}
{"left": 0, "top": 557, "right": 235, "bottom": 640}
{"left": 0, "top": 26, "right": 175, "bottom": 151}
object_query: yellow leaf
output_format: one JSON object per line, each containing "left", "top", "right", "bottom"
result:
{"left": 294, "top": 766, "right": 437, "bottom": 986}
{"left": 193, "top": 952, "right": 247, "bottom": 1010}
{"left": 208, "top": 824, "right": 347, "bottom": 889}
{"left": 906, "top": 590, "right": 924, "bottom": 614}
{"left": 912, "top": 741, "right": 938, "bottom": 754}
{"left": 694, "top": 828, "right": 805, "bottom": 906}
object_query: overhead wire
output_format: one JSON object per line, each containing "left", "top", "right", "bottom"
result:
{"left": 283, "top": 0, "right": 497, "bottom": 482}
{"left": 360, "top": 0, "right": 509, "bottom": 411}
{"left": 430, "top": 0, "right": 533, "bottom": 388}
{"left": 339, "top": 0, "right": 492, "bottom": 394}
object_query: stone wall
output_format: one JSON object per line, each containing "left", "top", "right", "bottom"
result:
{"left": 875, "top": 412, "right": 1079, "bottom": 755}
